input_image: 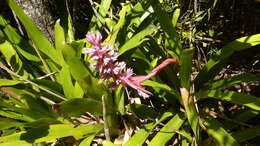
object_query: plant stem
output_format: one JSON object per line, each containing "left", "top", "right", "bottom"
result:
{"left": 102, "top": 95, "right": 111, "bottom": 141}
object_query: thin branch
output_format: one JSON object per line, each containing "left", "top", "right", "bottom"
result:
{"left": 0, "top": 63, "right": 67, "bottom": 101}
{"left": 88, "top": 0, "right": 110, "bottom": 34}
{"left": 11, "top": 10, "right": 24, "bottom": 36}
{"left": 40, "top": 96, "right": 56, "bottom": 105}
{"left": 37, "top": 71, "right": 58, "bottom": 80}
{"left": 195, "top": 35, "right": 221, "bottom": 43}
{"left": 32, "top": 44, "right": 55, "bottom": 81}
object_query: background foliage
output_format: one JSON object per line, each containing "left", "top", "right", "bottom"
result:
{"left": 0, "top": 0, "right": 260, "bottom": 145}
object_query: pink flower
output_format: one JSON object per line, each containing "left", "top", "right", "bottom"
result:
{"left": 85, "top": 32, "right": 102, "bottom": 47}
{"left": 120, "top": 59, "right": 179, "bottom": 98}
{"left": 84, "top": 32, "right": 179, "bottom": 98}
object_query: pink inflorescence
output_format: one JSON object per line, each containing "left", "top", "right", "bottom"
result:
{"left": 83, "top": 32, "right": 179, "bottom": 98}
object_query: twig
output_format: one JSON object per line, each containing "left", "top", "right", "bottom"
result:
{"left": 40, "top": 96, "right": 56, "bottom": 105}
{"left": 37, "top": 71, "right": 58, "bottom": 80}
{"left": 11, "top": 10, "right": 24, "bottom": 36}
{"left": 32, "top": 44, "right": 55, "bottom": 81}
{"left": 89, "top": 0, "right": 110, "bottom": 34}
{"left": 0, "top": 63, "right": 67, "bottom": 101}
{"left": 102, "top": 95, "right": 111, "bottom": 141}
{"left": 195, "top": 35, "right": 221, "bottom": 43}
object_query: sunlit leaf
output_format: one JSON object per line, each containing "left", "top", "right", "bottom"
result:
{"left": 0, "top": 123, "right": 103, "bottom": 143}
{"left": 148, "top": 114, "right": 185, "bottom": 146}
{"left": 119, "top": 24, "right": 156, "bottom": 55}
{"left": 125, "top": 112, "right": 173, "bottom": 146}
{"left": 195, "top": 34, "right": 260, "bottom": 90}
{"left": 59, "top": 98, "right": 103, "bottom": 117}
{"left": 198, "top": 90, "right": 260, "bottom": 111}
{"left": 204, "top": 118, "right": 240, "bottom": 146}
{"left": 79, "top": 135, "right": 95, "bottom": 146}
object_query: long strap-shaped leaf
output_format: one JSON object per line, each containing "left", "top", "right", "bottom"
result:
{"left": 124, "top": 112, "right": 173, "bottom": 146}
{"left": 0, "top": 123, "right": 103, "bottom": 144}
{"left": 195, "top": 34, "right": 260, "bottom": 90}
{"left": 0, "top": 16, "right": 40, "bottom": 62}
{"left": 204, "top": 118, "right": 240, "bottom": 146}
{"left": 198, "top": 90, "right": 260, "bottom": 111}
{"left": 232, "top": 125, "right": 260, "bottom": 143}
{"left": 150, "top": 0, "right": 180, "bottom": 59}
{"left": 148, "top": 114, "right": 185, "bottom": 146}
{"left": 210, "top": 73, "right": 260, "bottom": 90}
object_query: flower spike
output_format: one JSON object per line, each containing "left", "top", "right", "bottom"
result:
{"left": 84, "top": 32, "right": 179, "bottom": 98}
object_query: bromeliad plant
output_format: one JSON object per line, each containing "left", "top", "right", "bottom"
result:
{"left": 0, "top": 0, "right": 260, "bottom": 146}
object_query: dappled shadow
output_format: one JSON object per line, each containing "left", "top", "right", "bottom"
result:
{"left": 20, "top": 125, "right": 50, "bottom": 143}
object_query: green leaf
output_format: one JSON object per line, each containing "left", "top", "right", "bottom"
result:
{"left": 0, "top": 123, "right": 103, "bottom": 143}
{"left": 198, "top": 90, "right": 260, "bottom": 111}
{"left": 124, "top": 112, "right": 173, "bottom": 146}
{"left": 127, "top": 104, "right": 158, "bottom": 120}
{"left": 7, "top": 0, "right": 59, "bottom": 64}
{"left": 172, "top": 8, "right": 180, "bottom": 27}
{"left": 151, "top": 0, "right": 180, "bottom": 58}
{"left": 0, "top": 109, "right": 33, "bottom": 122}
{"left": 142, "top": 80, "right": 172, "bottom": 92}
{"left": 100, "top": 0, "right": 112, "bottom": 16}
{"left": 195, "top": 34, "right": 260, "bottom": 90}
{"left": 79, "top": 135, "right": 95, "bottom": 146}
{"left": 204, "top": 118, "right": 240, "bottom": 146}
{"left": 54, "top": 19, "right": 66, "bottom": 65}
{"left": 0, "top": 141, "right": 31, "bottom": 146}
{"left": 232, "top": 125, "right": 260, "bottom": 143}
{"left": 57, "top": 67, "right": 77, "bottom": 99}
{"left": 148, "top": 114, "right": 185, "bottom": 146}
{"left": 225, "top": 110, "right": 259, "bottom": 130}
{"left": 0, "top": 16, "right": 39, "bottom": 62}
{"left": 62, "top": 44, "right": 106, "bottom": 99}
{"left": 105, "top": 4, "right": 128, "bottom": 45}
{"left": 0, "top": 79, "right": 22, "bottom": 86}
{"left": 119, "top": 24, "right": 156, "bottom": 55}
{"left": 24, "top": 118, "right": 61, "bottom": 128}
{"left": 180, "top": 49, "right": 194, "bottom": 90}
{"left": 103, "top": 141, "right": 117, "bottom": 146}
{"left": 0, "top": 40, "right": 31, "bottom": 78}
{"left": 124, "top": 122, "right": 154, "bottom": 146}
{"left": 115, "top": 85, "right": 125, "bottom": 115}
{"left": 59, "top": 98, "right": 103, "bottom": 117}
{"left": 210, "top": 73, "right": 260, "bottom": 89}
{"left": 0, "top": 118, "right": 23, "bottom": 130}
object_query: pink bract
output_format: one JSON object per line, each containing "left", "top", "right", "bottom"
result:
{"left": 84, "top": 32, "right": 179, "bottom": 98}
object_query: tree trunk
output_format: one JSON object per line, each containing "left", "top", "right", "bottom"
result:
{"left": 14, "top": 0, "right": 57, "bottom": 43}
{"left": 13, "top": 0, "right": 92, "bottom": 42}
